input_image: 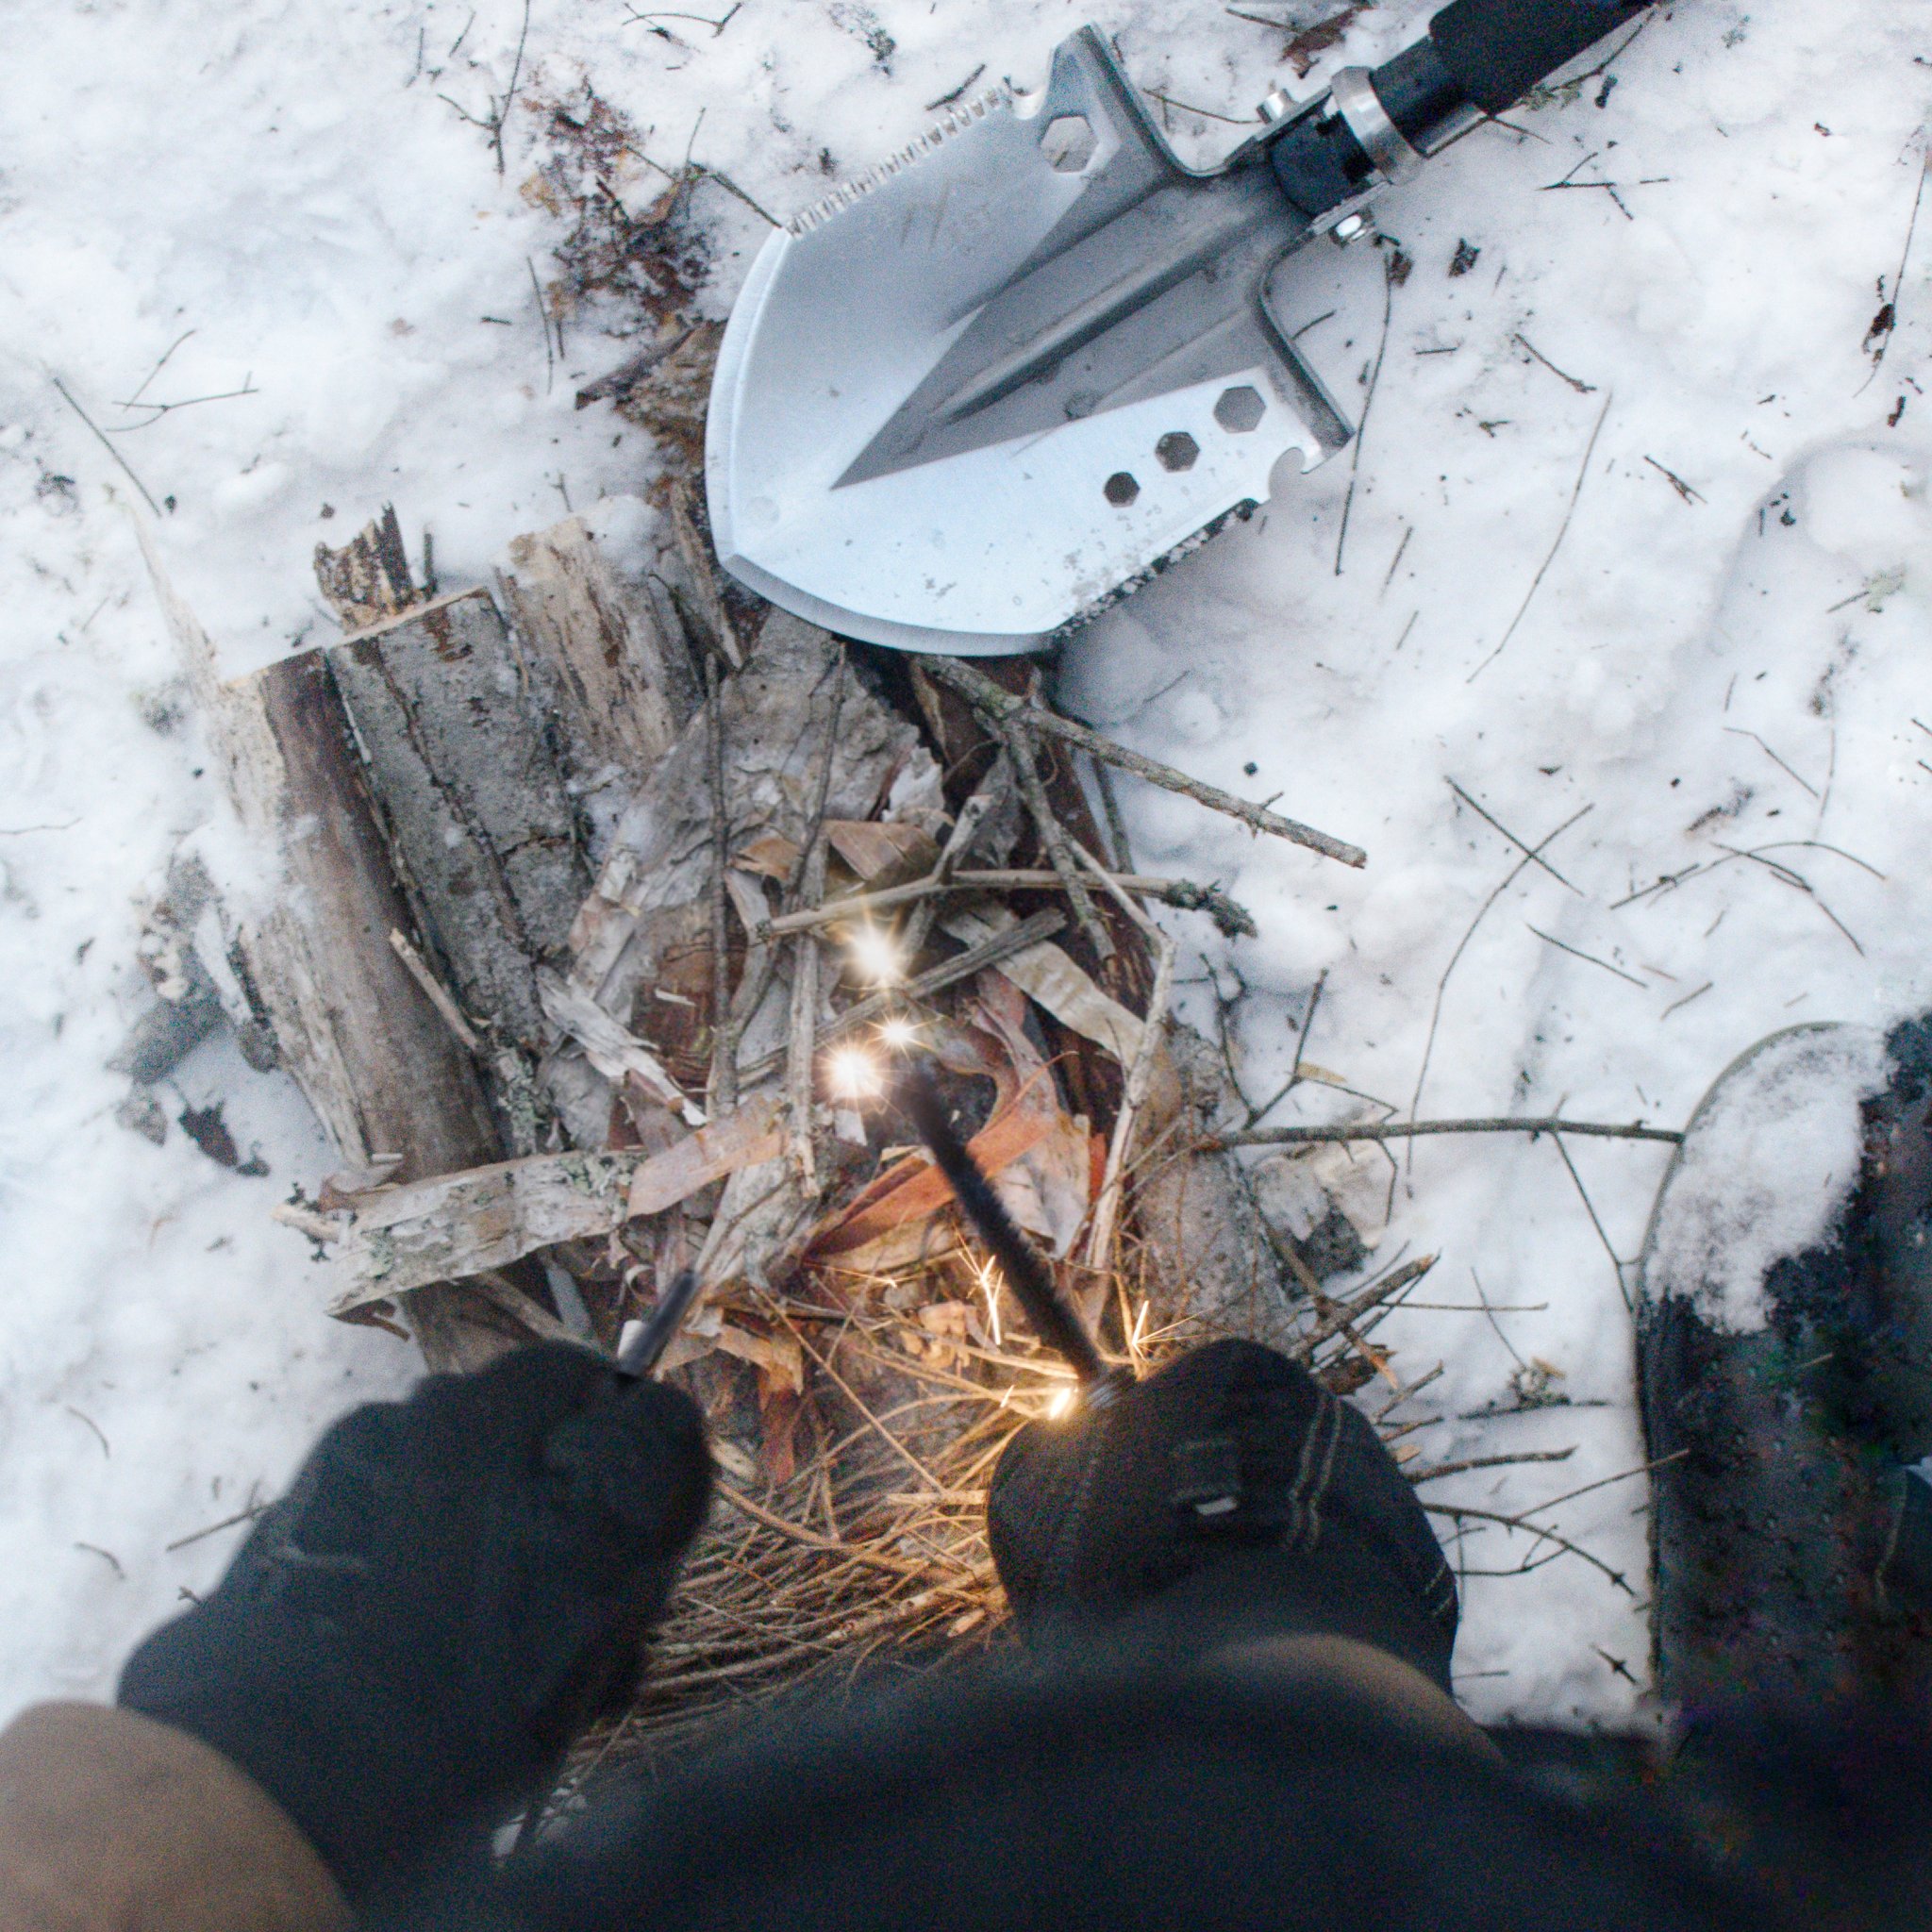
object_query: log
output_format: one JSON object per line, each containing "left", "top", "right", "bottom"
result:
{"left": 326, "top": 587, "right": 591, "bottom": 1048}
{"left": 144, "top": 560, "right": 520, "bottom": 1375}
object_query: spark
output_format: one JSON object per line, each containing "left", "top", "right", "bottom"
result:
{"left": 826, "top": 1045, "right": 884, "bottom": 1101}
{"left": 878, "top": 1014, "right": 920, "bottom": 1050}
{"left": 846, "top": 924, "right": 904, "bottom": 987}
{"left": 973, "top": 1253, "right": 1004, "bottom": 1349}
{"left": 1043, "top": 1384, "right": 1078, "bottom": 1421}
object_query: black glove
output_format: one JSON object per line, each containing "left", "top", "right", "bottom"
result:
{"left": 119, "top": 1342, "right": 711, "bottom": 1906}
{"left": 988, "top": 1339, "right": 1458, "bottom": 1690}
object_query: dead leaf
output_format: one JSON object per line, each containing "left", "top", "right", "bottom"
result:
{"left": 733, "top": 831, "right": 801, "bottom": 880}
{"left": 823, "top": 819, "right": 941, "bottom": 887}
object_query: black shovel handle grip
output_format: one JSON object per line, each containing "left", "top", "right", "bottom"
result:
{"left": 1427, "top": 0, "right": 1651, "bottom": 115}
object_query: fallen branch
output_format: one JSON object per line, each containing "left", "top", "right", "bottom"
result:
{"left": 1422, "top": 1500, "right": 1634, "bottom": 1596}
{"left": 1208, "top": 1116, "right": 1682, "bottom": 1150}
{"left": 1406, "top": 1447, "right": 1575, "bottom": 1485}
{"left": 325, "top": 1095, "right": 784, "bottom": 1311}
{"left": 921, "top": 658, "right": 1366, "bottom": 869}
{"left": 761, "top": 869, "right": 1255, "bottom": 941}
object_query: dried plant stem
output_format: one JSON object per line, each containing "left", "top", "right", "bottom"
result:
{"left": 1208, "top": 1116, "right": 1682, "bottom": 1150}
{"left": 921, "top": 657, "right": 1366, "bottom": 869}
{"left": 712, "top": 1481, "right": 961, "bottom": 1581}
{"left": 1468, "top": 391, "right": 1613, "bottom": 682}
{"left": 787, "top": 841, "right": 825, "bottom": 1191}
{"left": 1291, "top": 1255, "right": 1437, "bottom": 1359}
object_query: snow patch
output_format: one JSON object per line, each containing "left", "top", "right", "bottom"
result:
{"left": 1799, "top": 446, "right": 1926, "bottom": 569}
{"left": 1644, "top": 1026, "right": 1891, "bottom": 1336}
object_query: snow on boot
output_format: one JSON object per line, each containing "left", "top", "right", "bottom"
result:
{"left": 1638, "top": 1019, "right": 1932, "bottom": 1715}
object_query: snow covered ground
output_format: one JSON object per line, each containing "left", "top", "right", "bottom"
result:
{"left": 0, "top": 0, "right": 1926, "bottom": 1728}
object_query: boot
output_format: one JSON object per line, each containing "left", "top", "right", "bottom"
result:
{"left": 1638, "top": 1017, "right": 1932, "bottom": 1714}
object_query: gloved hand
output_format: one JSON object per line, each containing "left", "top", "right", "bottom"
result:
{"left": 119, "top": 1342, "right": 711, "bottom": 1906}
{"left": 988, "top": 1339, "right": 1458, "bottom": 1689}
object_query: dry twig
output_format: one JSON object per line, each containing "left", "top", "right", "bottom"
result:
{"left": 920, "top": 658, "right": 1366, "bottom": 869}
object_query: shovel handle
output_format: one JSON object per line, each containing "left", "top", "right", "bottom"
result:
{"left": 1427, "top": 0, "right": 1652, "bottom": 116}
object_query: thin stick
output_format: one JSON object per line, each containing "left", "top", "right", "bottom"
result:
{"left": 1207, "top": 1115, "right": 1681, "bottom": 1150}
{"left": 786, "top": 654, "right": 848, "bottom": 1188}
{"left": 164, "top": 1499, "right": 266, "bottom": 1553}
{"left": 1087, "top": 929, "right": 1176, "bottom": 1272}
{"left": 1448, "top": 778, "right": 1580, "bottom": 892}
{"left": 1407, "top": 1448, "right": 1575, "bottom": 1484}
{"left": 998, "top": 691, "right": 1111, "bottom": 959}
{"left": 920, "top": 658, "right": 1366, "bottom": 869}
{"left": 1292, "top": 1255, "right": 1438, "bottom": 1358}
{"left": 1242, "top": 968, "right": 1326, "bottom": 1128}
{"left": 1526, "top": 924, "right": 1645, "bottom": 988}
{"left": 1382, "top": 525, "right": 1414, "bottom": 593}
{"left": 1405, "top": 805, "right": 1593, "bottom": 1160}
{"left": 903, "top": 750, "right": 1010, "bottom": 959}
{"left": 788, "top": 837, "right": 826, "bottom": 1191}
{"left": 764, "top": 868, "right": 1252, "bottom": 941}
{"left": 1511, "top": 332, "right": 1597, "bottom": 395}
{"left": 1336, "top": 253, "right": 1397, "bottom": 576}
{"left": 526, "top": 258, "right": 555, "bottom": 394}
{"left": 712, "top": 1482, "right": 944, "bottom": 1580}
{"left": 704, "top": 652, "right": 737, "bottom": 1110}
{"left": 1724, "top": 725, "right": 1819, "bottom": 798}
{"left": 1091, "top": 754, "right": 1137, "bottom": 874}
{"left": 51, "top": 376, "right": 161, "bottom": 514}
{"left": 1661, "top": 980, "right": 1714, "bottom": 1018}
{"left": 1469, "top": 392, "right": 1612, "bottom": 681}
{"left": 1643, "top": 455, "right": 1705, "bottom": 505}
{"left": 1550, "top": 1129, "right": 1631, "bottom": 1313}
{"left": 388, "top": 928, "right": 482, "bottom": 1051}
{"left": 492, "top": 0, "right": 532, "bottom": 174}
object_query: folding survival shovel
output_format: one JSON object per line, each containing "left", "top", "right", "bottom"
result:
{"left": 706, "top": 0, "right": 1655, "bottom": 656}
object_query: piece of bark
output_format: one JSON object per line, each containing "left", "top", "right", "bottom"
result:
{"left": 537, "top": 967, "right": 703, "bottom": 1124}
{"left": 313, "top": 505, "right": 424, "bottom": 632}
{"left": 500, "top": 514, "right": 696, "bottom": 799}
{"left": 326, "top": 588, "right": 591, "bottom": 1048}
{"left": 327, "top": 1149, "right": 644, "bottom": 1314}
{"left": 570, "top": 612, "right": 943, "bottom": 1032}
{"left": 326, "top": 1096, "right": 786, "bottom": 1312}
{"left": 611, "top": 321, "right": 724, "bottom": 477}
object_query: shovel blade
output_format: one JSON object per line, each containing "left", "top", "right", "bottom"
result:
{"left": 706, "top": 26, "right": 1353, "bottom": 656}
